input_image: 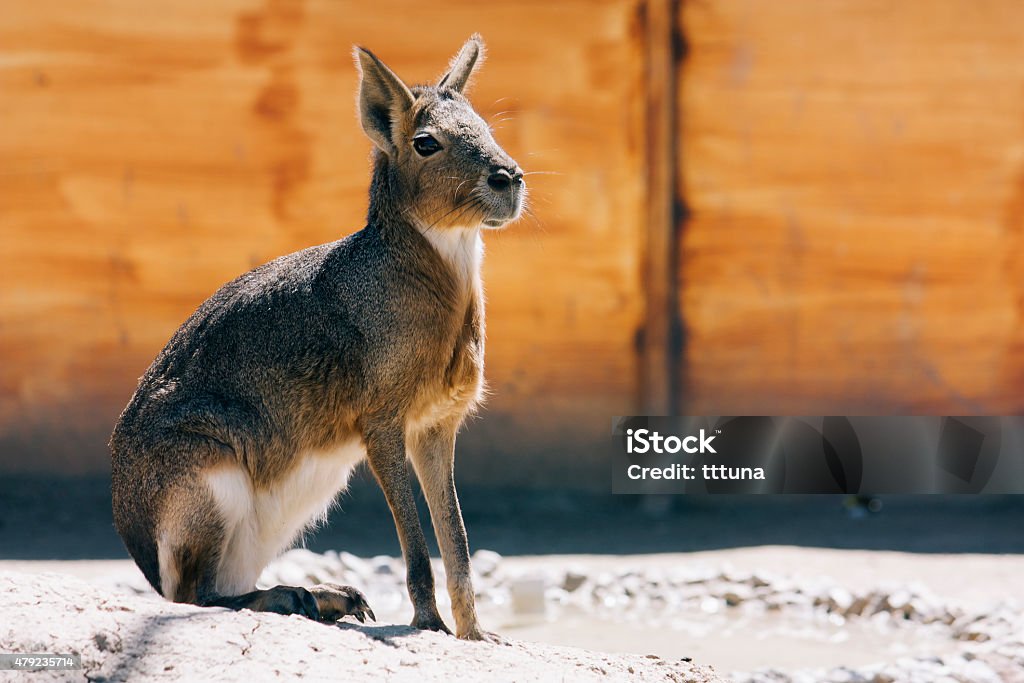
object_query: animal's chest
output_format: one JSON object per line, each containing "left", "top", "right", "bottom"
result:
{"left": 407, "top": 297, "right": 485, "bottom": 430}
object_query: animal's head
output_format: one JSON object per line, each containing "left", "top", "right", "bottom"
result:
{"left": 354, "top": 35, "right": 524, "bottom": 232}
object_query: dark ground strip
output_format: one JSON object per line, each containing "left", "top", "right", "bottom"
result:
{"left": 1, "top": 471, "right": 1022, "bottom": 560}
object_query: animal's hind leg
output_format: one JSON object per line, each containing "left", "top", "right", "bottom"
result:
{"left": 205, "top": 580, "right": 373, "bottom": 624}
{"left": 156, "top": 477, "right": 321, "bottom": 620}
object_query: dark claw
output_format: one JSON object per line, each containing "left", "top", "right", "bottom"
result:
{"left": 309, "top": 583, "right": 375, "bottom": 625}
{"left": 367, "top": 608, "right": 376, "bottom": 622}
{"left": 411, "top": 611, "right": 453, "bottom": 634}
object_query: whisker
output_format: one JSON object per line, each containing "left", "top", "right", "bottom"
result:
{"left": 441, "top": 199, "right": 485, "bottom": 234}
{"left": 422, "top": 191, "right": 484, "bottom": 233}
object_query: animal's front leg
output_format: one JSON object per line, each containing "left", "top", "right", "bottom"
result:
{"left": 408, "top": 421, "right": 501, "bottom": 643}
{"left": 364, "top": 424, "right": 451, "bottom": 633}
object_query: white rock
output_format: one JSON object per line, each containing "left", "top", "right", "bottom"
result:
{"left": 472, "top": 549, "right": 502, "bottom": 577}
{"left": 338, "top": 551, "right": 372, "bottom": 577}
{"left": 827, "top": 587, "right": 854, "bottom": 612}
{"left": 272, "top": 561, "right": 308, "bottom": 587}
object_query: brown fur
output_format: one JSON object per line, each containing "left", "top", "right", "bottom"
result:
{"left": 110, "top": 35, "right": 522, "bottom": 642}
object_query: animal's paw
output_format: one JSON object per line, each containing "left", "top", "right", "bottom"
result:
{"left": 308, "top": 583, "right": 375, "bottom": 624}
{"left": 410, "top": 610, "right": 453, "bottom": 635}
{"left": 458, "top": 625, "right": 506, "bottom": 645}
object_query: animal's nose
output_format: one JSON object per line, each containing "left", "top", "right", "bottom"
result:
{"left": 487, "top": 167, "right": 522, "bottom": 192}
{"left": 487, "top": 168, "right": 513, "bottom": 192}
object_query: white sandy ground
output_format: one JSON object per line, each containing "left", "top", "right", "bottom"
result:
{"left": 2, "top": 547, "right": 1024, "bottom": 681}
{"left": 0, "top": 570, "right": 720, "bottom": 683}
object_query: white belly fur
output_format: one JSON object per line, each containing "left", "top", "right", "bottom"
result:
{"left": 203, "top": 438, "right": 366, "bottom": 596}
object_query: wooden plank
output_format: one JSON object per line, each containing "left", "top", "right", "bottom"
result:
{"left": 678, "top": 0, "right": 1024, "bottom": 414}
{"left": 0, "top": 0, "right": 647, "bottom": 487}
{"left": 639, "top": 0, "right": 681, "bottom": 416}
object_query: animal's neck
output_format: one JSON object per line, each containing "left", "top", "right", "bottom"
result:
{"left": 366, "top": 151, "right": 403, "bottom": 228}
{"left": 367, "top": 151, "right": 484, "bottom": 297}
{"left": 420, "top": 226, "right": 483, "bottom": 293}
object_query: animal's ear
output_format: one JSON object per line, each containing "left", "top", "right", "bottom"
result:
{"left": 354, "top": 46, "right": 415, "bottom": 155}
{"left": 437, "top": 34, "right": 485, "bottom": 93}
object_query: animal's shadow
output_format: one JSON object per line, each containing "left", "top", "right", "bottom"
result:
{"left": 333, "top": 621, "right": 421, "bottom": 648}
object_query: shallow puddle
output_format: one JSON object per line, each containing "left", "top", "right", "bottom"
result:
{"left": 481, "top": 605, "right": 957, "bottom": 674}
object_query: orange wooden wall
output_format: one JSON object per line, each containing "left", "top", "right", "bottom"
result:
{"left": 4, "top": 0, "right": 1024, "bottom": 487}
{"left": 679, "top": 0, "right": 1024, "bottom": 416}
{"left": 0, "top": 0, "right": 648, "bottom": 485}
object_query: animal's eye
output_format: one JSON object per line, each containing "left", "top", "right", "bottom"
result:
{"left": 412, "top": 134, "right": 442, "bottom": 157}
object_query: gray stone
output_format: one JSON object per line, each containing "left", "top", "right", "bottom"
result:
{"left": 562, "top": 570, "right": 588, "bottom": 593}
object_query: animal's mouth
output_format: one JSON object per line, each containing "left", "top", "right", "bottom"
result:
{"left": 479, "top": 192, "right": 523, "bottom": 229}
